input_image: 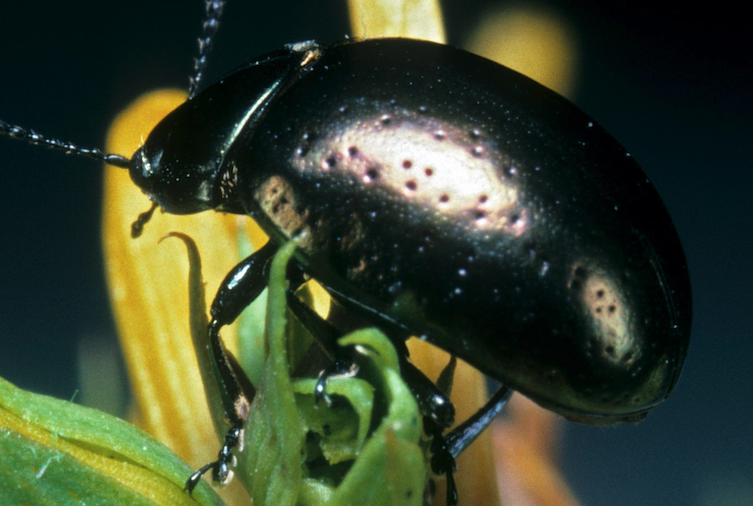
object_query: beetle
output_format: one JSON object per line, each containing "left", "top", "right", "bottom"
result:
{"left": 1, "top": 0, "right": 691, "bottom": 503}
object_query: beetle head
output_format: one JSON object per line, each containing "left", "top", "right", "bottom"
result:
{"left": 128, "top": 101, "right": 227, "bottom": 215}
{"left": 127, "top": 45, "right": 319, "bottom": 216}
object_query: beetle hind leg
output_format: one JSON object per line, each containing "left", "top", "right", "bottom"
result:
{"left": 427, "top": 385, "right": 513, "bottom": 504}
{"left": 443, "top": 384, "right": 512, "bottom": 457}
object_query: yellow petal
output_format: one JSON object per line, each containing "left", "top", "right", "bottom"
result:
{"left": 493, "top": 397, "right": 580, "bottom": 506}
{"left": 464, "top": 5, "right": 580, "bottom": 99}
{"left": 348, "top": 0, "right": 445, "bottom": 42}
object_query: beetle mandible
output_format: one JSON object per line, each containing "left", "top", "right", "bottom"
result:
{"left": 0, "top": 0, "right": 692, "bottom": 503}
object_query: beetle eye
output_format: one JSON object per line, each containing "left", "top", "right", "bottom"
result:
{"left": 128, "top": 148, "right": 151, "bottom": 191}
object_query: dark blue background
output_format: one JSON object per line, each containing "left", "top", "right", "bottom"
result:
{"left": 1, "top": 1, "right": 750, "bottom": 504}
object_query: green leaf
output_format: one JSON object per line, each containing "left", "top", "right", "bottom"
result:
{"left": 324, "top": 329, "right": 426, "bottom": 506}
{"left": 0, "top": 376, "right": 225, "bottom": 506}
{"left": 293, "top": 376, "right": 375, "bottom": 464}
{"left": 235, "top": 239, "right": 306, "bottom": 506}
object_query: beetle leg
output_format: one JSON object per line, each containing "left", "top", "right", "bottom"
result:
{"left": 185, "top": 240, "right": 278, "bottom": 493}
{"left": 294, "top": 281, "right": 457, "bottom": 427}
{"left": 426, "top": 421, "right": 458, "bottom": 506}
{"left": 330, "top": 294, "right": 459, "bottom": 428}
{"left": 400, "top": 355, "right": 456, "bottom": 429}
{"left": 285, "top": 291, "right": 359, "bottom": 405}
{"left": 286, "top": 288, "right": 457, "bottom": 426}
{"left": 425, "top": 385, "right": 512, "bottom": 505}
{"left": 443, "top": 385, "right": 513, "bottom": 458}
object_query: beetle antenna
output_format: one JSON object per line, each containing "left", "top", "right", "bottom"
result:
{"left": 188, "top": 0, "right": 227, "bottom": 99}
{"left": 0, "top": 119, "right": 130, "bottom": 168}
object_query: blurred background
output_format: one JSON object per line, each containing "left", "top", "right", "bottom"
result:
{"left": 0, "top": 1, "right": 750, "bottom": 504}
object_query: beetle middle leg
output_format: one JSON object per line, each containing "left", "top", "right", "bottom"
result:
{"left": 283, "top": 290, "right": 359, "bottom": 405}
{"left": 185, "top": 240, "right": 278, "bottom": 493}
{"left": 287, "top": 288, "right": 473, "bottom": 505}
{"left": 291, "top": 277, "right": 516, "bottom": 504}
{"left": 286, "top": 289, "right": 456, "bottom": 427}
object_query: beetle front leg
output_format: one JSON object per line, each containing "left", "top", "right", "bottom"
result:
{"left": 185, "top": 240, "right": 278, "bottom": 493}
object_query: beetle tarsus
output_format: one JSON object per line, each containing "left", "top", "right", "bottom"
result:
{"left": 185, "top": 420, "right": 243, "bottom": 493}
{"left": 185, "top": 462, "right": 214, "bottom": 494}
{"left": 427, "top": 421, "right": 459, "bottom": 506}
{"left": 314, "top": 357, "right": 359, "bottom": 406}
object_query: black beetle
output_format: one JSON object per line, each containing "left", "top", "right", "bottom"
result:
{"left": 1, "top": 1, "right": 691, "bottom": 503}
{"left": 133, "top": 34, "right": 691, "bottom": 419}
{"left": 135, "top": 34, "right": 692, "bottom": 498}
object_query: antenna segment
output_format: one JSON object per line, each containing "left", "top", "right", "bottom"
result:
{"left": 0, "top": 119, "right": 131, "bottom": 168}
{"left": 188, "top": 0, "right": 227, "bottom": 99}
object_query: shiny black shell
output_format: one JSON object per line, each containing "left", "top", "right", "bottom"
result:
{"left": 134, "top": 38, "right": 692, "bottom": 423}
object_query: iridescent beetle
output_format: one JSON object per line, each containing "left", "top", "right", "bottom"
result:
{"left": 0, "top": 1, "right": 691, "bottom": 503}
